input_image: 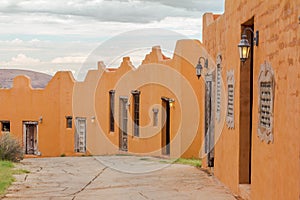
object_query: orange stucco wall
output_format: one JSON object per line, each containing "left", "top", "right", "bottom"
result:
{"left": 73, "top": 41, "right": 208, "bottom": 159}
{"left": 0, "top": 72, "right": 75, "bottom": 157}
{"left": 0, "top": 39, "right": 213, "bottom": 160}
{"left": 202, "top": 0, "right": 299, "bottom": 199}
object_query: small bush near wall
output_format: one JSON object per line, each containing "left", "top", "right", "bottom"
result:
{"left": 0, "top": 133, "right": 23, "bottom": 162}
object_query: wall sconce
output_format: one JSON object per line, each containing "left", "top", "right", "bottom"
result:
{"left": 91, "top": 116, "right": 95, "bottom": 123}
{"left": 39, "top": 116, "right": 43, "bottom": 123}
{"left": 238, "top": 27, "right": 259, "bottom": 63}
{"left": 169, "top": 99, "right": 175, "bottom": 108}
{"left": 196, "top": 57, "right": 208, "bottom": 79}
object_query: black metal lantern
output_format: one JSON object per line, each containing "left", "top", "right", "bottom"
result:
{"left": 238, "top": 28, "right": 259, "bottom": 63}
{"left": 196, "top": 57, "right": 208, "bottom": 79}
{"left": 196, "top": 62, "right": 202, "bottom": 79}
{"left": 238, "top": 34, "right": 251, "bottom": 63}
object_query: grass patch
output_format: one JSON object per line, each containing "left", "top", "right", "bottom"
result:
{"left": 0, "top": 161, "right": 15, "bottom": 195}
{"left": 139, "top": 157, "right": 150, "bottom": 161}
{"left": 159, "top": 160, "right": 172, "bottom": 164}
{"left": 13, "top": 169, "right": 30, "bottom": 175}
{"left": 174, "top": 158, "right": 202, "bottom": 168}
{"left": 0, "top": 160, "right": 29, "bottom": 195}
{"left": 115, "top": 154, "right": 131, "bottom": 156}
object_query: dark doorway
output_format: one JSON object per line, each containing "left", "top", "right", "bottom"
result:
{"left": 161, "top": 97, "right": 171, "bottom": 155}
{"left": 239, "top": 19, "right": 254, "bottom": 184}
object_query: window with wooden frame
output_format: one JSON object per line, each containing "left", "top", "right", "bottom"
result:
{"left": 131, "top": 90, "right": 141, "bottom": 137}
{"left": 109, "top": 90, "right": 115, "bottom": 132}
{"left": 1, "top": 121, "right": 10, "bottom": 132}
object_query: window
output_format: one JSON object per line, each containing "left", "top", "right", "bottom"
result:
{"left": 66, "top": 116, "right": 72, "bottom": 128}
{"left": 258, "top": 62, "right": 274, "bottom": 143}
{"left": 132, "top": 90, "right": 140, "bottom": 137}
{"left": 109, "top": 90, "right": 115, "bottom": 132}
{"left": 153, "top": 108, "right": 159, "bottom": 127}
{"left": 226, "top": 70, "right": 235, "bottom": 129}
{"left": 1, "top": 121, "right": 10, "bottom": 132}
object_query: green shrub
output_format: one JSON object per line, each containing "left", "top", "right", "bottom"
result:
{"left": 0, "top": 133, "right": 24, "bottom": 162}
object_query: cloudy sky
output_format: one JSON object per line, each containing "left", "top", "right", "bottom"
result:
{"left": 0, "top": 0, "right": 224, "bottom": 79}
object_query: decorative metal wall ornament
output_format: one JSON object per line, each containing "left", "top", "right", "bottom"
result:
{"left": 226, "top": 70, "right": 235, "bottom": 129}
{"left": 257, "top": 61, "right": 275, "bottom": 143}
{"left": 216, "top": 54, "right": 222, "bottom": 122}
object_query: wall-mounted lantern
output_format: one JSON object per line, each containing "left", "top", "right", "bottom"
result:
{"left": 196, "top": 57, "right": 208, "bottom": 79}
{"left": 39, "top": 116, "right": 43, "bottom": 124}
{"left": 91, "top": 116, "right": 95, "bottom": 123}
{"left": 238, "top": 27, "right": 259, "bottom": 63}
{"left": 169, "top": 99, "right": 175, "bottom": 108}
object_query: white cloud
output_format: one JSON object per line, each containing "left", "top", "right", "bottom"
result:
{"left": 0, "top": 38, "right": 96, "bottom": 63}
{"left": 0, "top": 0, "right": 223, "bottom": 23}
{"left": 51, "top": 56, "right": 86, "bottom": 64}
{"left": 137, "top": 0, "right": 224, "bottom": 11}
{"left": 8, "top": 54, "right": 41, "bottom": 65}
{"left": 0, "top": 1, "right": 222, "bottom": 39}
{"left": 0, "top": 0, "right": 224, "bottom": 77}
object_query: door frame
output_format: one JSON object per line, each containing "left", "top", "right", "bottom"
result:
{"left": 239, "top": 21, "right": 254, "bottom": 184}
{"left": 75, "top": 117, "right": 87, "bottom": 153}
{"left": 161, "top": 97, "right": 171, "bottom": 155}
{"left": 119, "top": 96, "right": 128, "bottom": 152}
{"left": 23, "top": 121, "right": 39, "bottom": 155}
{"left": 205, "top": 73, "right": 215, "bottom": 167}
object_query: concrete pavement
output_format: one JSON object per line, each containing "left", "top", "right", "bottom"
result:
{"left": 4, "top": 156, "right": 237, "bottom": 200}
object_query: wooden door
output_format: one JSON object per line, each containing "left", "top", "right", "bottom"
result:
{"left": 23, "top": 122, "right": 38, "bottom": 155}
{"left": 205, "top": 75, "right": 214, "bottom": 167}
{"left": 119, "top": 97, "right": 128, "bottom": 151}
{"left": 75, "top": 118, "right": 86, "bottom": 153}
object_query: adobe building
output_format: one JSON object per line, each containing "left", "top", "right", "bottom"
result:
{"left": 201, "top": 0, "right": 299, "bottom": 199}
{"left": 72, "top": 41, "right": 210, "bottom": 158}
{"left": 0, "top": 72, "right": 76, "bottom": 157}
{"left": 1, "top": 40, "right": 211, "bottom": 159}
{"left": 0, "top": 0, "right": 298, "bottom": 198}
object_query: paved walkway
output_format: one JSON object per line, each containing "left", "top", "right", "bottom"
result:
{"left": 4, "top": 156, "right": 237, "bottom": 200}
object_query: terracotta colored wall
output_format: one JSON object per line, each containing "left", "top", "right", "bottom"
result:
{"left": 0, "top": 72, "right": 75, "bottom": 157}
{"left": 75, "top": 41, "right": 208, "bottom": 159}
{"left": 202, "top": 0, "right": 299, "bottom": 199}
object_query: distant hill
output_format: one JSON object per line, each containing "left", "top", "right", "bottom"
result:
{"left": 0, "top": 69, "right": 52, "bottom": 89}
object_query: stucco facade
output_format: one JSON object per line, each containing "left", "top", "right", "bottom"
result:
{"left": 72, "top": 41, "right": 208, "bottom": 158}
{"left": 0, "top": 72, "right": 76, "bottom": 157}
{"left": 1, "top": 40, "right": 209, "bottom": 159}
{"left": 202, "top": 0, "right": 300, "bottom": 199}
{"left": 0, "top": 1, "right": 298, "bottom": 198}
